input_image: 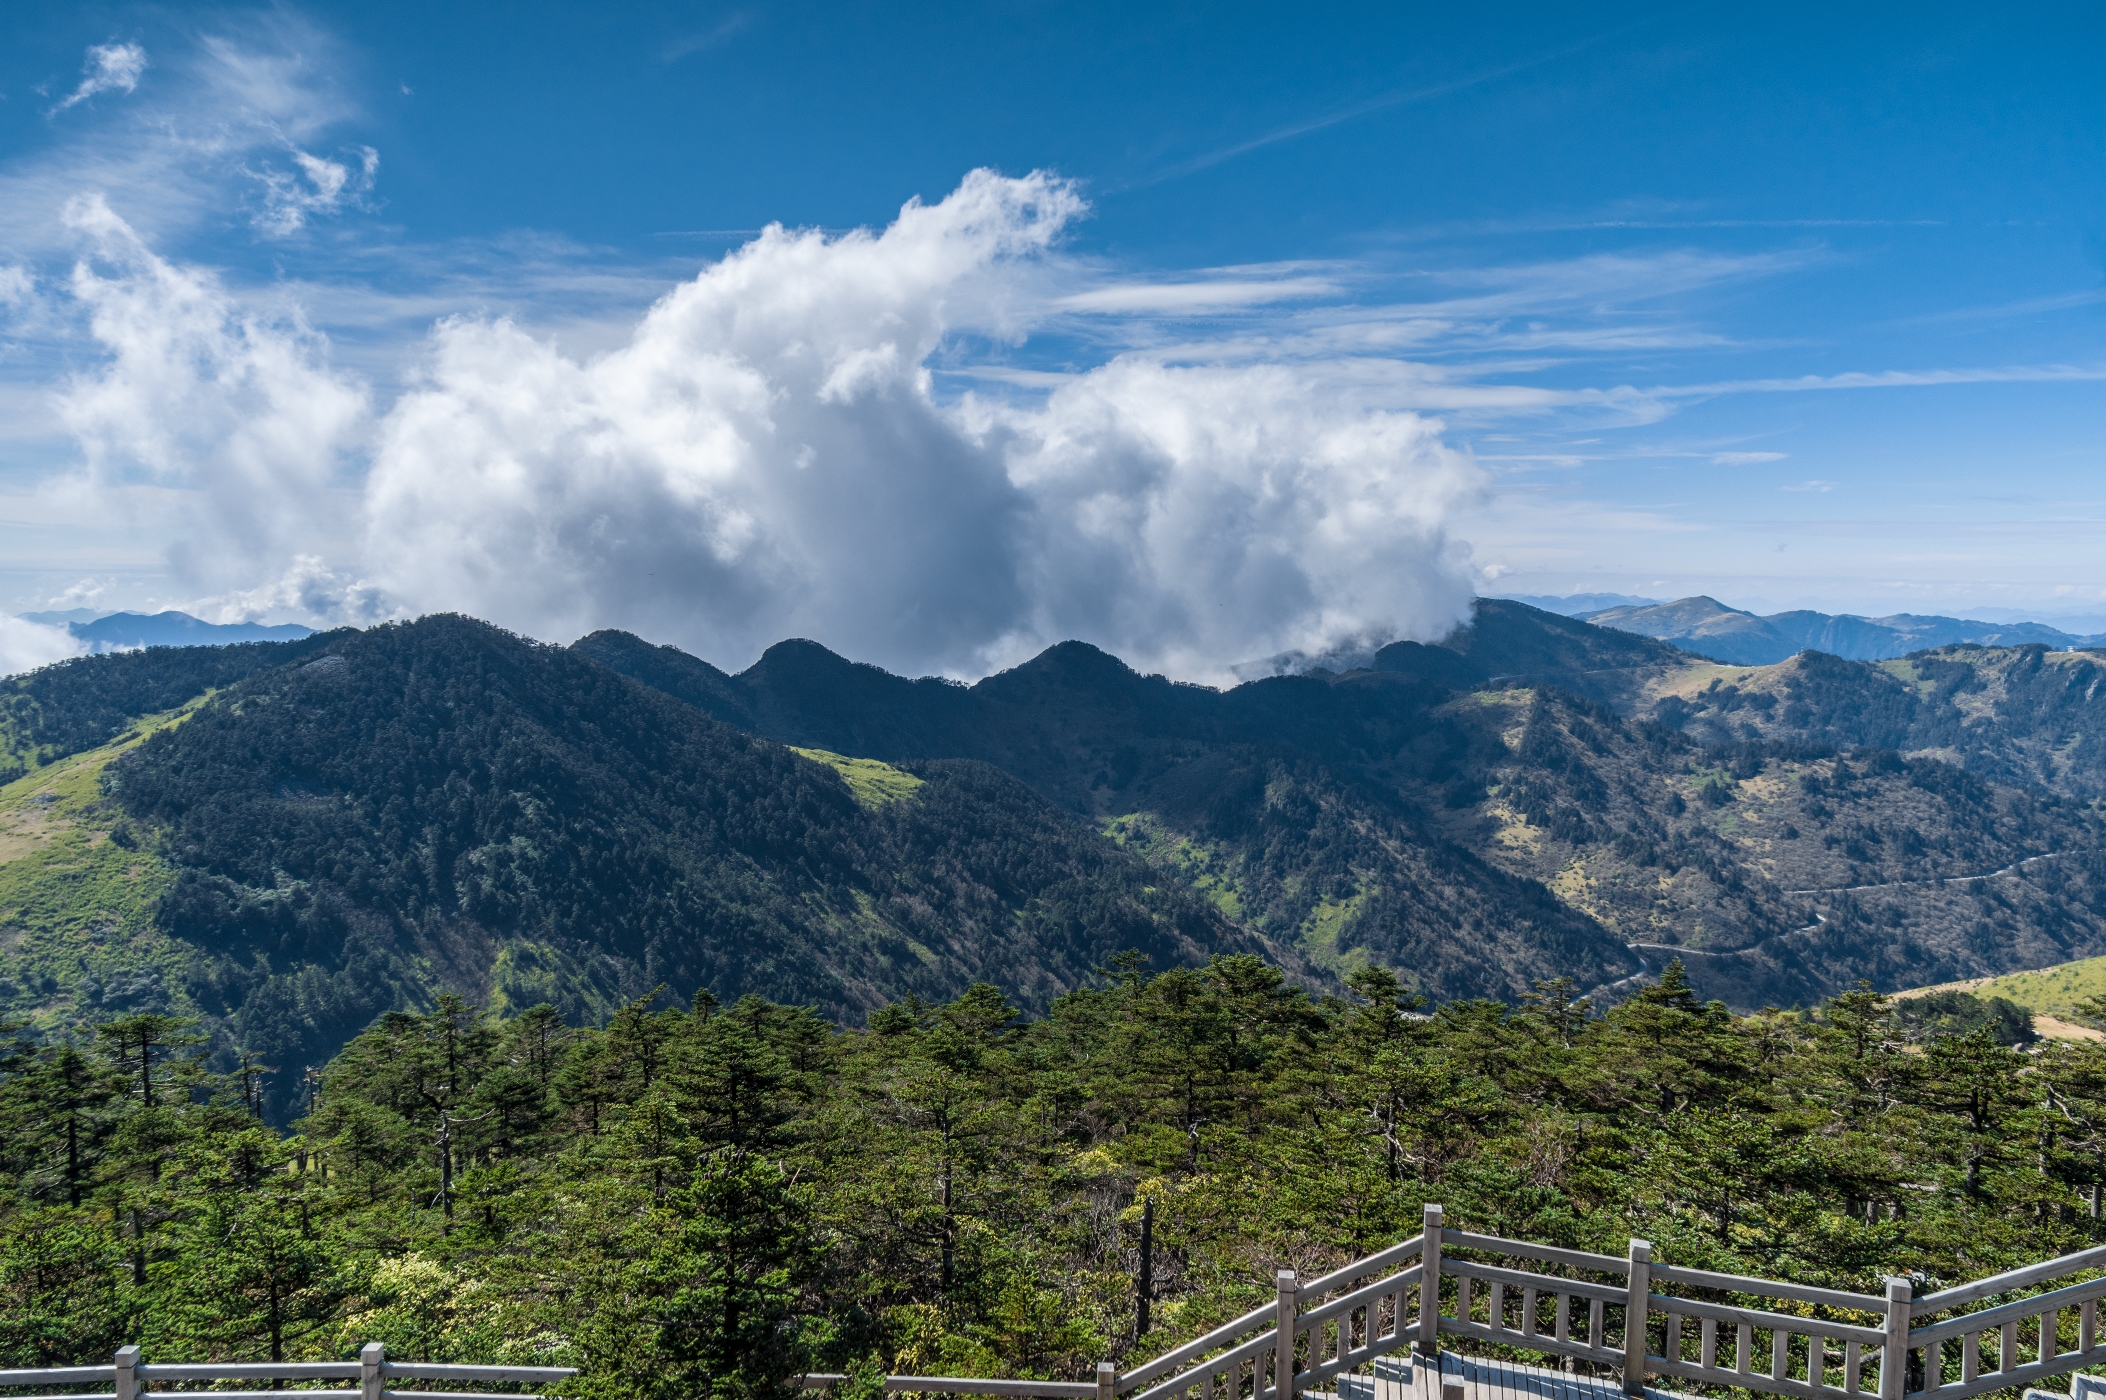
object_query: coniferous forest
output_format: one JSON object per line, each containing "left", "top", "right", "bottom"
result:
{"left": 7, "top": 959, "right": 2106, "bottom": 1400}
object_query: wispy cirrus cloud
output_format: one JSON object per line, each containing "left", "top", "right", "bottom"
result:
{"left": 51, "top": 43, "right": 147, "bottom": 115}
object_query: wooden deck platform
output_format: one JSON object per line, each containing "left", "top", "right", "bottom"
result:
{"left": 1330, "top": 1351, "right": 1696, "bottom": 1400}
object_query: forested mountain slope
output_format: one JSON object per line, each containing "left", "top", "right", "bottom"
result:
{"left": 8, "top": 601, "right": 2106, "bottom": 1111}
{"left": 3, "top": 618, "right": 1267, "bottom": 1117}
{"left": 584, "top": 603, "right": 2106, "bottom": 1012}
{"left": 1642, "top": 644, "right": 2106, "bottom": 799}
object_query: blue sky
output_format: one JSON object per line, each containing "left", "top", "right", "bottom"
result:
{"left": 0, "top": 2, "right": 2101, "bottom": 675}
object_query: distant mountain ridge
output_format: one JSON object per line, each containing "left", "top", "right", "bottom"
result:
{"left": 10, "top": 599, "right": 2106, "bottom": 1106}
{"left": 1581, "top": 595, "right": 2106, "bottom": 665}
{"left": 17, "top": 610, "right": 314, "bottom": 652}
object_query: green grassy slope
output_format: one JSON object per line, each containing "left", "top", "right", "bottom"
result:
{"left": 0, "top": 701, "right": 194, "bottom": 1030}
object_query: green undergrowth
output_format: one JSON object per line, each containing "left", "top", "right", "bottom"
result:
{"left": 0, "top": 699, "right": 200, "bottom": 1031}
{"left": 1298, "top": 888, "right": 1373, "bottom": 975}
{"left": 790, "top": 747, "right": 925, "bottom": 807}
{"left": 1102, "top": 813, "right": 1247, "bottom": 921}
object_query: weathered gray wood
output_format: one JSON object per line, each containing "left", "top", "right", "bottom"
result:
{"left": 1701, "top": 1318, "right": 1717, "bottom": 1371}
{"left": 1882, "top": 1278, "right": 1911, "bottom": 1400}
{"left": 886, "top": 1379, "right": 1098, "bottom": 1397}
{"left": 1278, "top": 1272, "right": 1301, "bottom": 1400}
{"left": 384, "top": 1364, "right": 577, "bottom": 1383}
{"left": 1775, "top": 1328, "right": 1792, "bottom": 1385}
{"left": 1737, "top": 1322, "right": 1753, "bottom": 1375}
{"left": 1420, "top": 1206, "right": 1445, "bottom": 1360}
{"left": 1122, "top": 1302, "right": 1278, "bottom": 1390}
{"left": 1846, "top": 1338, "right": 1862, "bottom": 1394}
{"left": 1651, "top": 1297, "right": 1883, "bottom": 1348}
{"left": 1303, "top": 1236, "right": 1427, "bottom": 1299}
{"left": 1909, "top": 1274, "right": 2106, "bottom": 1347}
{"left": 1648, "top": 1264, "right": 1885, "bottom": 1313}
{"left": 1911, "top": 1246, "right": 2106, "bottom": 1316}
{"left": 1556, "top": 1293, "right": 1571, "bottom": 1345}
{"left": 145, "top": 1363, "right": 364, "bottom": 1380}
{"left": 1591, "top": 1300, "right": 1606, "bottom": 1354}
{"left": 1648, "top": 1352, "right": 1836, "bottom": 1400}
{"left": 1442, "top": 1261, "right": 1623, "bottom": 1304}
{"left": 0, "top": 1368, "right": 116, "bottom": 1386}
{"left": 0, "top": 1393, "right": 119, "bottom": 1400}
{"left": 1128, "top": 1329, "right": 1279, "bottom": 1400}
{"left": 1434, "top": 1315, "right": 1612, "bottom": 1365}
{"left": 1623, "top": 1240, "right": 1652, "bottom": 1399}
{"left": 1300, "top": 1269, "right": 1423, "bottom": 1329}
{"left": 362, "top": 1343, "right": 385, "bottom": 1400}
{"left": 1438, "top": 1232, "right": 1631, "bottom": 1275}
{"left": 113, "top": 1349, "right": 137, "bottom": 1400}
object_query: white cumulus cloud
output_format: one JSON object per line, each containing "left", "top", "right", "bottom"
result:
{"left": 54, "top": 195, "right": 369, "bottom": 593}
{"left": 359, "top": 170, "right": 1482, "bottom": 679}
{"left": 51, "top": 43, "right": 147, "bottom": 114}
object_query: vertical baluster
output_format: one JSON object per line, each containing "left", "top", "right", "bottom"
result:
{"left": 1204, "top": 1367, "right": 1215, "bottom": 1400}
{"left": 1846, "top": 1340, "right": 1862, "bottom": 1394}
{"left": 1524, "top": 1287, "right": 1539, "bottom": 1340}
{"left": 1737, "top": 1323, "right": 1752, "bottom": 1377}
{"left": 1962, "top": 1331, "right": 1978, "bottom": 1384}
{"left": 1556, "top": 1292, "right": 1570, "bottom": 1345}
{"left": 2086, "top": 1297, "right": 2099, "bottom": 1354}
{"left": 2000, "top": 1321, "right": 2017, "bottom": 1375}
{"left": 1494, "top": 1280, "right": 1508, "bottom": 1334}
{"left": 2040, "top": 1308, "right": 2056, "bottom": 1364}
{"left": 1811, "top": 1334, "right": 1827, "bottom": 1390}
{"left": 1775, "top": 1328, "right": 1792, "bottom": 1382}
{"left": 1590, "top": 1299, "right": 1605, "bottom": 1355}
{"left": 1701, "top": 1318, "right": 1718, "bottom": 1372}
{"left": 1665, "top": 1314, "right": 1682, "bottom": 1368}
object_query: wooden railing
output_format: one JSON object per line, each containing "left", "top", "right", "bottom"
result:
{"left": 1054, "top": 1203, "right": 2106, "bottom": 1400}
{"left": 0, "top": 1344, "right": 573, "bottom": 1400}
{"left": 21, "top": 1221, "right": 2106, "bottom": 1400}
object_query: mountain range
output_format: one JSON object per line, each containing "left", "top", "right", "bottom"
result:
{"left": 1576, "top": 595, "right": 2106, "bottom": 665}
{"left": 6, "top": 601, "right": 2106, "bottom": 1118}
{"left": 18, "top": 609, "right": 316, "bottom": 652}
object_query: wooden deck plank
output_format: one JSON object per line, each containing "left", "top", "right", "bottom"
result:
{"left": 1332, "top": 1350, "right": 1695, "bottom": 1400}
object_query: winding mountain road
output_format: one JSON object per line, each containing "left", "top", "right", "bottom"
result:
{"left": 1581, "top": 847, "right": 2093, "bottom": 1000}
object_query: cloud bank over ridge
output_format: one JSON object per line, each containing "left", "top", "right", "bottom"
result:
{"left": 47, "top": 168, "right": 1487, "bottom": 682}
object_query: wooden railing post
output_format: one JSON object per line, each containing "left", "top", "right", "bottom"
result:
{"left": 1275, "top": 1270, "right": 1300, "bottom": 1400}
{"left": 1623, "top": 1239, "right": 1652, "bottom": 1398}
{"left": 362, "top": 1342, "right": 385, "bottom": 1400}
{"left": 1418, "top": 1204, "right": 1443, "bottom": 1360}
{"left": 1097, "top": 1360, "right": 1115, "bottom": 1400}
{"left": 1882, "top": 1278, "right": 1911, "bottom": 1400}
{"left": 114, "top": 1346, "right": 139, "bottom": 1400}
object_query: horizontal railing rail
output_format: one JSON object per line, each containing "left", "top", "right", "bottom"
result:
{"left": 0, "top": 1345, "right": 574, "bottom": 1400}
